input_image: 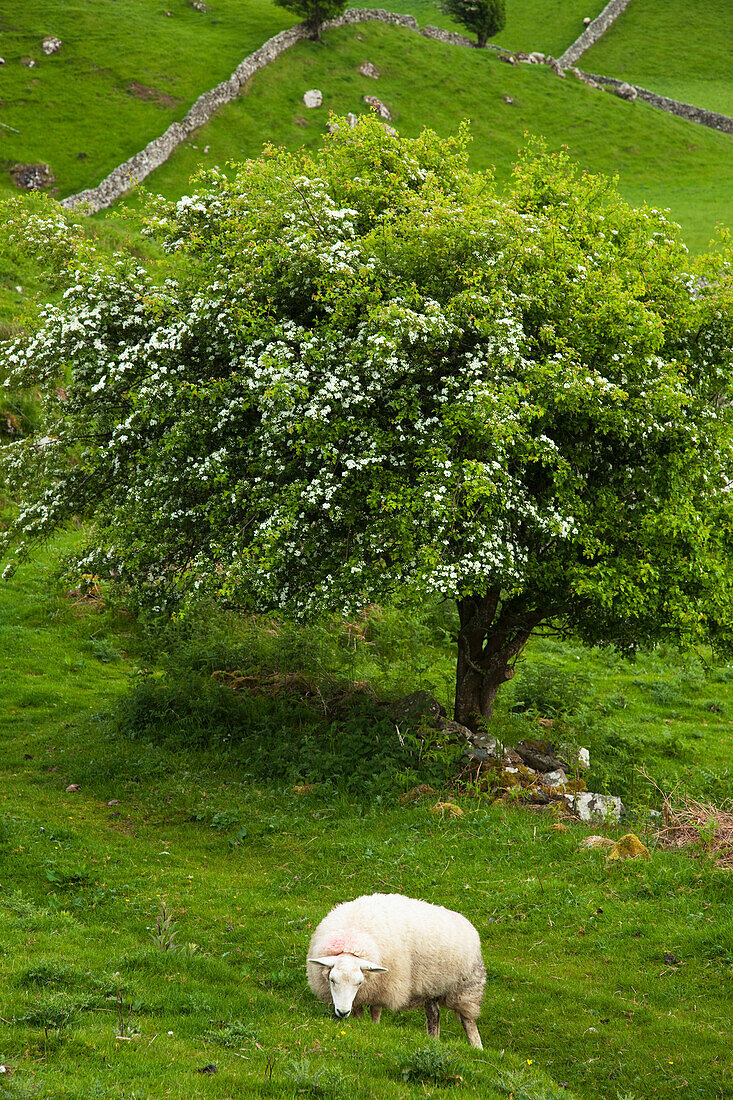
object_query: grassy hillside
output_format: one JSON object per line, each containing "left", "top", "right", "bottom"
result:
{"left": 1, "top": 541, "right": 733, "bottom": 1099}
{"left": 0, "top": 0, "right": 599, "bottom": 206}
{"left": 0, "top": 0, "right": 295, "bottom": 200}
{"left": 385, "top": 0, "right": 605, "bottom": 56}
{"left": 580, "top": 0, "right": 733, "bottom": 117}
{"left": 127, "top": 21, "right": 733, "bottom": 254}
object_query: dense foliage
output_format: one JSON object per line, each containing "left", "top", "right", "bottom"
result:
{"left": 3, "top": 117, "right": 733, "bottom": 726}
{"left": 439, "top": 0, "right": 506, "bottom": 47}
{"left": 273, "top": 0, "right": 347, "bottom": 39}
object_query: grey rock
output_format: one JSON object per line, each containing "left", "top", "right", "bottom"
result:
{"left": 391, "top": 690, "right": 446, "bottom": 727}
{"left": 358, "top": 60, "right": 380, "bottom": 79}
{"left": 609, "top": 81, "right": 638, "bottom": 101}
{"left": 514, "top": 740, "right": 566, "bottom": 773}
{"left": 559, "top": 742, "right": 590, "bottom": 770}
{"left": 303, "top": 89, "right": 323, "bottom": 109}
{"left": 363, "top": 95, "right": 391, "bottom": 120}
{"left": 541, "top": 769, "right": 568, "bottom": 788}
{"left": 42, "top": 36, "right": 62, "bottom": 55}
{"left": 568, "top": 792, "right": 624, "bottom": 823}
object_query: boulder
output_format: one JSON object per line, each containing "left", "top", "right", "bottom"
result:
{"left": 363, "top": 95, "right": 391, "bottom": 120}
{"left": 390, "top": 690, "right": 445, "bottom": 727}
{"left": 42, "top": 36, "right": 62, "bottom": 55}
{"left": 303, "top": 89, "right": 323, "bottom": 109}
{"left": 541, "top": 768, "right": 568, "bottom": 788}
{"left": 569, "top": 792, "right": 624, "bottom": 823}
{"left": 514, "top": 739, "right": 566, "bottom": 773}
{"left": 358, "top": 60, "right": 380, "bottom": 79}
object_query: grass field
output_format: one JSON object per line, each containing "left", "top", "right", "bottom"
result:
{"left": 580, "top": 0, "right": 733, "bottom": 117}
{"left": 384, "top": 0, "right": 604, "bottom": 56}
{"left": 0, "top": 0, "right": 294, "bottom": 200}
{"left": 126, "top": 21, "right": 733, "bottom": 254}
{"left": 1, "top": 540, "right": 732, "bottom": 1099}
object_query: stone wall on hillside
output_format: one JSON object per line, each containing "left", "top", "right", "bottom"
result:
{"left": 557, "top": 0, "right": 632, "bottom": 68}
{"left": 61, "top": 10, "right": 422, "bottom": 214}
{"left": 584, "top": 72, "right": 733, "bottom": 134}
{"left": 59, "top": 5, "right": 733, "bottom": 216}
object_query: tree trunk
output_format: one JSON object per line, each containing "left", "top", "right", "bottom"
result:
{"left": 453, "top": 592, "right": 543, "bottom": 730}
{"left": 477, "top": 33, "right": 488, "bottom": 48}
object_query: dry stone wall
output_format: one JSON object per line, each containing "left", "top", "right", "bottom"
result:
{"left": 60, "top": 4, "right": 733, "bottom": 215}
{"left": 61, "top": 10, "right": 422, "bottom": 214}
{"left": 557, "top": 0, "right": 632, "bottom": 68}
{"left": 583, "top": 72, "right": 733, "bottom": 134}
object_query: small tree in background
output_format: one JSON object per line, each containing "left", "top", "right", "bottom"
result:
{"left": 273, "top": 0, "right": 347, "bottom": 41}
{"left": 3, "top": 118, "right": 733, "bottom": 731}
{"left": 439, "top": 0, "right": 506, "bottom": 47}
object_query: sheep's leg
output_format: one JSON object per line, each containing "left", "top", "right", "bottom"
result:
{"left": 460, "top": 1016, "right": 483, "bottom": 1050}
{"left": 425, "top": 999, "right": 440, "bottom": 1039}
{"left": 369, "top": 1005, "right": 382, "bottom": 1023}
{"left": 351, "top": 1005, "right": 363, "bottom": 1019}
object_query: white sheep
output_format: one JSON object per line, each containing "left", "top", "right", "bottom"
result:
{"left": 306, "top": 892, "right": 485, "bottom": 1048}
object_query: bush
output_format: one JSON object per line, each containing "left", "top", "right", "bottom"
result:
{"left": 108, "top": 669, "right": 459, "bottom": 794}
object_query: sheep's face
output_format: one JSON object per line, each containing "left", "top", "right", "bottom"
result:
{"left": 309, "top": 953, "right": 388, "bottom": 1018}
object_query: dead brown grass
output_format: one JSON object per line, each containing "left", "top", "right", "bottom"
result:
{"left": 655, "top": 794, "right": 733, "bottom": 870}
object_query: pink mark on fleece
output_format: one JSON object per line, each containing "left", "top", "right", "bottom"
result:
{"left": 324, "top": 931, "right": 363, "bottom": 956}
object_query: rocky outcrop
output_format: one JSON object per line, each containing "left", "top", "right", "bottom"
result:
{"left": 11, "top": 163, "right": 54, "bottom": 190}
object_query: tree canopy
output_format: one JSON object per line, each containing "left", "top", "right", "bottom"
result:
{"left": 3, "top": 116, "right": 733, "bottom": 727}
{"left": 273, "top": 0, "right": 347, "bottom": 39}
{"left": 439, "top": 0, "right": 506, "bottom": 48}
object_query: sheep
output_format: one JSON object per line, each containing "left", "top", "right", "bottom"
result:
{"left": 306, "top": 892, "right": 486, "bottom": 1048}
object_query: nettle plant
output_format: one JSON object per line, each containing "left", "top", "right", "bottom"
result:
{"left": 3, "top": 117, "right": 733, "bottom": 729}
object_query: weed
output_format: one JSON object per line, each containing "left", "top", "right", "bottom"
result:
{"left": 399, "top": 1044, "right": 465, "bottom": 1086}
{"left": 286, "top": 1057, "right": 343, "bottom": 1098}
{"left": 19, "top": 993, "right": 81, "bottom": 1032}
{"left": 83, "top": 638, "right": 122, "bottom": 663}
{"left": 204, "top": 1018, "right": 259, "bottom": 1049}
{"left": 44, "top": 861, "right": 94, "bottom": 889}
{"left": 148, "top": 902, "right": 178, "bottom": 952}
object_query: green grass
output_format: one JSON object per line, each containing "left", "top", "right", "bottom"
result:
{"left": 125, "top": 21, "right": 733, "bottom": 253}
{"left": 1, "top": 541, "right": 733, "bottom": 1098}
{"left": 384, "top": 0, "right": 606, "bottom": 56}
{"left": 580, "top": 0, "right": 733, "bottom": 117}
{"left": 0, "top": 0, "right": 295, "bottom": 200}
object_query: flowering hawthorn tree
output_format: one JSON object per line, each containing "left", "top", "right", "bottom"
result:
{"left": 3, "top": 118, "right": 733, "bottom": 729}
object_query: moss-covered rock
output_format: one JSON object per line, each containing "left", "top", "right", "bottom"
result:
{"left": 606, "top": 833, "right": 651, "bottom": 861}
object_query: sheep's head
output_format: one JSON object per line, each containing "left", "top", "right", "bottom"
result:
{"left": 308, "top": 953, "right": 388, "bottom": 1018}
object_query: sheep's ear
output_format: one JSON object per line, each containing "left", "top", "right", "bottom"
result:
{"left": 359, "top": 960, "right": 389, "bottom": 973}
{"left": 308, "top": 956, "right": 342, "bottom": 968}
